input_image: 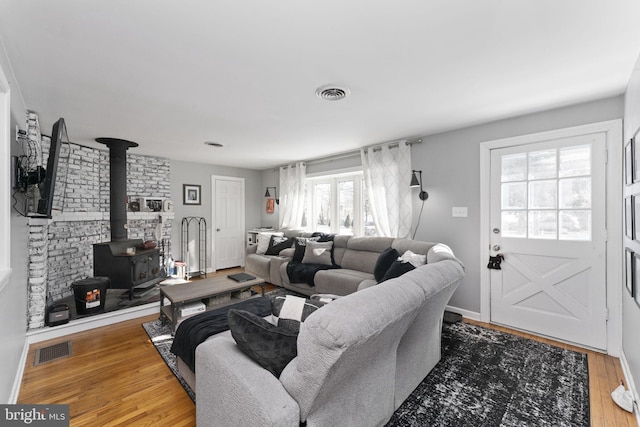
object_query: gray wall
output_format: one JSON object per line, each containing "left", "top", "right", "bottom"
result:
{"left": 260, "top": 168, "right": 279, "bottom": 229}
{"left": 1, "top": 44, "right": 28, "bottom": 402}
{"left": 170, "top": 160, "right": 263, "bottom": 269}
{"left": 411, "top": 95, "right": 624, "bottom": 312}
{"left": 623, "top": 55, "right": 640, "bottom": 399}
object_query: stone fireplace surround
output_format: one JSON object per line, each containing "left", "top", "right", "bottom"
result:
{"left": 26, "top": 138, "right": 173, "bottom": 330}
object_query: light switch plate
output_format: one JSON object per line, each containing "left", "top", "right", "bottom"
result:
{"left": 452, "top": 207, "right": 468, "bottom": 217}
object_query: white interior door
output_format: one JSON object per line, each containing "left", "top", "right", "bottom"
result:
{"left": 213, "top": 176, "right": 245, "bottom": 270}
{"left": 489, "top": 133, "right": 607, "bottom": 349}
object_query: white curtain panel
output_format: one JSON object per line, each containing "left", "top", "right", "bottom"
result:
{"left": 279, "top": 162, "right": 306, "bottom": 229}
{"left": 361, "top": 141, "right": 412, "bottom": 238}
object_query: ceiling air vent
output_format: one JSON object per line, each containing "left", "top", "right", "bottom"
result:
{"left": 316, "top": 85, "right": 350, "bottom": 101}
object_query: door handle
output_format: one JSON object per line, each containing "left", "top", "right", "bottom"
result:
{"left": 492, "top": 244, "right": 501, "bottom": 251}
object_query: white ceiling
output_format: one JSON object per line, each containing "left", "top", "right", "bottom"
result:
{"left": 1, "top": 0, "right": 640, "bottom": 170}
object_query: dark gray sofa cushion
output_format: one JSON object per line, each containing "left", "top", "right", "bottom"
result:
{"left": 374, "top": 247, "right": 400, "bottom": 282}
{"left": 380, "top": 260, "right": 415, "bottom": 283}
{"left": 228, "top": 309, "right": 298, "bottom": 377}
{"left": 265, "top": 235, "right": 295, "bottom": 256}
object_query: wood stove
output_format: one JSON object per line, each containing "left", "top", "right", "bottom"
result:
{"left": 92, "top": 138, "right": 162, "bottom": 300}
{"left": 93, "top": 239, "right": 161, "bottom": 300}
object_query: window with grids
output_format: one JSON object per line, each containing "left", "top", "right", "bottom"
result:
{"left": 501, "top": 145, "right": 592, "bottom": 241}
{"left": 303, "top": 171, "right": 374, "bottom": 236}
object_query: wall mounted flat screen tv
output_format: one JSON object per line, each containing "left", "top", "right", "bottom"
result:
{"left": 36, "top": 118, "right": 65, "bottom": 218}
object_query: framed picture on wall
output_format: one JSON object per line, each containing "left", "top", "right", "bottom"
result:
{"left": 626, "top": 138, "right": 634, "bottom": 185}
{"left": 626, "top": 196, "right": 634, "bottom": 238}
{"left": 265, "top": 198, "right": 275, "bottom": 214}
{"left": 626, "top": 248, "right": 634, "bottom": 297}
{"left": 183, "top": 184, "right": 201, "bottom": 205}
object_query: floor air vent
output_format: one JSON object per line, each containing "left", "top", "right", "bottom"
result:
{"left": 34, "top": 341, "right": 72, "bottom": 366}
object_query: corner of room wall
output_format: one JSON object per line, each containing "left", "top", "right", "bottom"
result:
{"left": 0, "top": 35, "right": 29, "bottom": 404}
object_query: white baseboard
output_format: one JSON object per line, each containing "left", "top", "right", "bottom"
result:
{"left": 9, "top": 339, "right": 29, "bottom": 404}
{"left": 619, "top": 349, "right": 640, "bottom": 423}
{"left": 26, "top": 302, "right": 160, "bottom": 344}
{"left": 446, "top": 304, "right": 481, "bottom": 322}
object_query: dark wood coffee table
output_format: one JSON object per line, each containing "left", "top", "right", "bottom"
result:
{"left": 160, "top": 275, "right": 266, "bottom": 332}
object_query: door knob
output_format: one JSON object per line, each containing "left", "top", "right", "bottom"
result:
{"left": 492, "top": 244, "right": 501, "bottom": 251}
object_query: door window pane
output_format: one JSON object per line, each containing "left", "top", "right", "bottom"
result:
{"left": 502, "top": 182, "right": 526, "bottom": 209}
{"left": 559, "top": 145, "right": 590, "bottom": 177}
{"left": 502, "top": 211, "right": 526, "bottom": 237}
{"left": 559, "top": 178, "right": 591, "bottom": 209}
{"left": 502, "top": 153, "right": 527, "bottom": 182}
{"left": 559, "top": 210, "right": 591, "bottom": 241}
{"left": 338, "top": 180, "right": 354, "bottom": 235}
{"left": 529, "top": 211, "right": 557, "bottom": 239}
{"left": 529, "top": 180, "right": 557, "bottom": 209}
{"left": 528, "top": 150, "right": 557, "bottom": 180}
{"left": 498, "top": 143, "right": 591, "bottom": 241}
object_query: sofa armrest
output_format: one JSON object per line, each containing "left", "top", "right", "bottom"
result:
{"left": 196, "top": 335, "right": 300, "bottom": 427}
{"left": 246, "top": 244, "right": 258, "bottom": 255}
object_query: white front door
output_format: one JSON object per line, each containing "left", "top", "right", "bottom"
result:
{"left": 489, "top": 133, "right": 608, "bottom": 349}
{"left": 213, "top": 176, "right": 245, "bottom": 270}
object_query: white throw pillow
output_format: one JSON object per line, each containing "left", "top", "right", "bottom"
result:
{"left": 398, "top": 250, "right": 427, "bottom": 268}
{"left": 256, "top": 232, "right": 283, "bottom": 255}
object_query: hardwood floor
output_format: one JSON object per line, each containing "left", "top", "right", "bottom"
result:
{"left": 18, "top": 301, "right": 637, "bottom": 426}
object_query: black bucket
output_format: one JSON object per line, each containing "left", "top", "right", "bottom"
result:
{"left": 72, "top": 277, "right": 110, "bottom": 315}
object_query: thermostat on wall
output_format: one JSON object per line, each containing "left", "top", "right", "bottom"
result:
{"left": 163, "top": 199, "right": 174, "bottom": 212}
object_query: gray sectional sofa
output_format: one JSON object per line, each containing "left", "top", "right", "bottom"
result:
{"left": 245, "top": 230, "right": 454, "bottom": 296}
{"left": 193, "top": 237, "right": 465, "bottom": 426}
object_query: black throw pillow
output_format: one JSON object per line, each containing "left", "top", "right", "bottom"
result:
{"left": 228, "top": 309, "right": 299, "bottom": 377}
{"left": 380, "top": 260, "right": 415, "bottom": 283}
{"left": 265, "top": 235, "right": 295, "bottom": 256}
{"left": 292, "top": 237, "right": 320, "bottom": 263}
{"left": 374, "top": 247, "right": 400, "bottom": 282}
{"left": 312, "top": 232, "right": 335, "bottom": 242}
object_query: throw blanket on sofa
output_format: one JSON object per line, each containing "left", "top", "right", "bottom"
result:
{"left": 170, "top": 297, "right": 272, "bottom": 372}
{"left": 286, "top": 261, "right": 340, "bottom": 286}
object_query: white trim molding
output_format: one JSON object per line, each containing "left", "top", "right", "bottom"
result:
{"left": 26, "top": 302, "right": 160, "bottom": 344}
{"left": 479, "top": 120, "right": 623, "bottom": 355}
{"left": 619, "top": 349, "right": 640, "bottom": 423}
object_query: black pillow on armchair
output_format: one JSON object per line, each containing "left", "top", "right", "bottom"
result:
{"left": 228, "top": 309, "right": 299, "bottom": 377}
{"left": 374, "top": 247, "right": 400, "bottom": 282}
{"left": 379, "top": 260, "right": 415, "bottom": 283}
{"left": 265, "top": 235, "right": 295, "bottom": 256}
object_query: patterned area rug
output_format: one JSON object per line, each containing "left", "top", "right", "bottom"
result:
{"left": 143, "top": 317, "right": 590, "bottom": 426}
{"left": 387, "top": 322, "right": 590, "bottom": 427}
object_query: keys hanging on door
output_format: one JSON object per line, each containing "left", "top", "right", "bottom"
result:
{"left": 487, "top": 254, "right": 504, "bottom": 270}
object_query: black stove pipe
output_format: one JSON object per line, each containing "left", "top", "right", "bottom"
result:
{"left": 95, "top": 138, "right": 138, "bottom": 241}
